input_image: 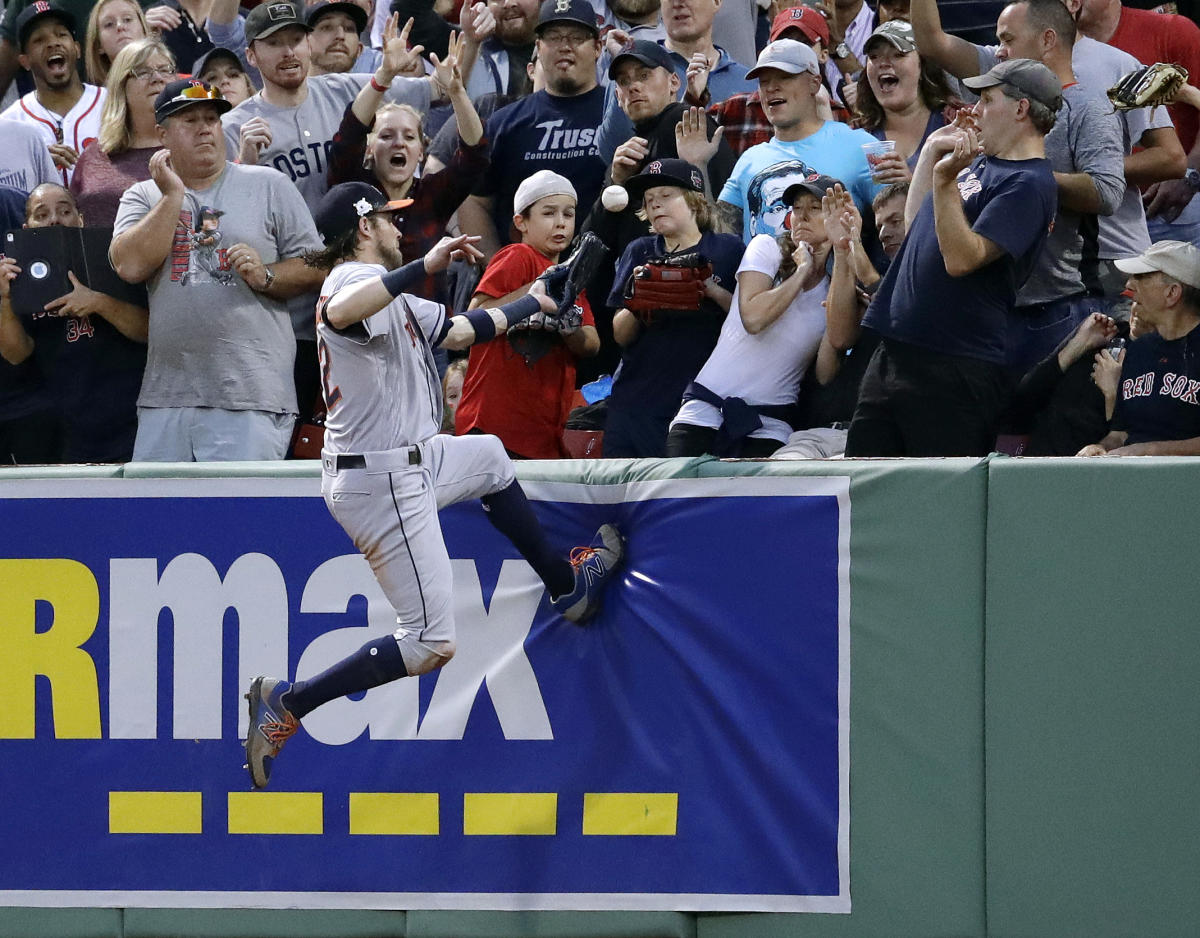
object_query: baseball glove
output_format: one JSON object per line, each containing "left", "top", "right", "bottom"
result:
{"left": 623, "top": 252, "right": 713, "bottom": 321}
{"left": 1107, "top": 62, "right": 1189, "bottom": 110}
{"left": 536, "top": 231, "right": 610, "bottom": 325}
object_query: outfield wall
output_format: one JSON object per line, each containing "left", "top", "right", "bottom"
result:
{"left": 1, "top": 456, "right": 1197, "bottom": 938}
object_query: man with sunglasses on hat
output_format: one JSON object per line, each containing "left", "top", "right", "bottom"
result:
{"left": 109, "top": 78, "right": 327, "bottom": 461}
{"left": 0, "top": 1, "right": 105, "bottom": 185}
{"left": 238, "top": 180, "right": 626, "bottom": 790}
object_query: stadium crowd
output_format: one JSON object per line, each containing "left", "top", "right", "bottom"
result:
{"left": 0, "top": 0, "right": 1199, "bottom": 463}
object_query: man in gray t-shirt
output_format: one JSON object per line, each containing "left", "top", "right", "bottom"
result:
{"left": 912, "top": 0, "right": 1185, "bottom": 318}
{"left": 110, "top": 79, "right": 326, "bottom": 462}
{"left": 218, "top": 0, "right": 434, "bottom": 419}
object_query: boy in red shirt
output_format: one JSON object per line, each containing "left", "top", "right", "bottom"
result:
{"left": 455, "top": 170, "right": 600, "bottom": 458}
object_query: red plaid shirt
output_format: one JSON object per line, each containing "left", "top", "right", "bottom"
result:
{"left": 328, "top": 104, "right": 489, "bottom": 305}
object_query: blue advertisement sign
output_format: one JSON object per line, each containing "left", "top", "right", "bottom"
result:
{"left": 0, "top": 475, "right": 850, "bottom": 912}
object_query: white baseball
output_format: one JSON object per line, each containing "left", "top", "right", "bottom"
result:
{"left": 602, "top": 185, "right": 629, "bottom": 212}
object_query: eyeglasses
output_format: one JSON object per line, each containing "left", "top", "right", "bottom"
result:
{"left": 539, "top": 29, "right": 593, "bottom": 47}
{"left": 130, "top": 65, "right": 175, "bottom": 80}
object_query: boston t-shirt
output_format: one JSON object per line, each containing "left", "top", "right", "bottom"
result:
{"left": 476, "top": 87, "right": 607, "bottom": 244}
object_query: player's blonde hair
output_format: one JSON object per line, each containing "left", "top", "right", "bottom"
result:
{"left": 84, "top": 0, "right": 151, "bottom": 86}
{"left": 99, "top": 38, "right": 175, "bottom": 155}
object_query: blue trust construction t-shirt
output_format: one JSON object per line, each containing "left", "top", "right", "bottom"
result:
{"left": 477, "top": 88, "right": 607, "bottom": 244}
{"left": 863, "top": 155, "right": 1057, "bottom": 365}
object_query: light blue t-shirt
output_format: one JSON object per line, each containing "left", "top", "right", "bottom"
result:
{"left": 719, "top": 122, "right": 881, "bottom": 242}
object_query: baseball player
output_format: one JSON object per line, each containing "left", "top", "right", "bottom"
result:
{"left": 242, "top": 181, "right": 625, "bottom": 790}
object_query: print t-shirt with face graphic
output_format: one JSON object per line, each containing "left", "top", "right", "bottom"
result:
{"left": 719, "top": 122, "right": 881, "bottom": 243}
{"left": 113, "top": 162, "right": 323, "bottom": 414}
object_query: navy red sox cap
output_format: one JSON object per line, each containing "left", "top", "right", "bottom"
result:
{"left": 154, "top": 78, "right": 234, "bottom": 123}
{"left": 624, "top": 158, "right": 706, "bottom": 201}
{"left": 536, "top": 0, "right": 599, "bottom": 37}
{"left": 314, "top": 181, "right": 414, "bottom": 242}
{"left": 15, "top": 0, "right": 76, "bottom": 50}
{"left": 245, "top": 0, "right": 310, "bottom": 43}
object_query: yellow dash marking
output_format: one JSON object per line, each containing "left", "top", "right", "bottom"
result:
{"left": 109, "top": 791, "right": 202, "bottom": 834}
{"left": 227, "top": 791, "right": 323, "bottom": 834}
{"left": 582, "top": 793, "right": 678, "bottom": 836}
{"left": 349, "top": 793, "right": 440, "bottom": 835}
{"left": 463, "top": 793, "right": 557, "bottom": 835}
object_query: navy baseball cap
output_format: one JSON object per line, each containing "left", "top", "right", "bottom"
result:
{"left": 607, "top": 39, "right": 674, "bottom": 79}
{"left": 154, "top": 78, "right": 233, "bottom": 123}
{"left": 782, "top": 172, "right": 842, "bottom": 205}
{"left": 535, "top": 0, "right": 598, "bottom": 37}
{"left": 624, "top": 158, "right": 705, "bottom": 200}
{"left": 314, "top": 182, "right": 414, "bottom": 241}
{"left": 305, "top": 0, "right": 368, "bottom": 35}
{"left": 15, "top": 0, "right": 76, "bottom": 50}
{"left": 192, "top": 46, "right": 244, "bottom": 78}
{"left": 245, "top": 0, "right": 309, "bottom": 43}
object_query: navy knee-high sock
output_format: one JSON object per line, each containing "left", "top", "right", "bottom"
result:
{"left": 481, "top": 480, "right": 575, "bottom": 599}
{"left": 285, "top": 636, "right": 408, "bottom": 719}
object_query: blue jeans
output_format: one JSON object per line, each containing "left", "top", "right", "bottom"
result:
{"left": 1008, "top": 294, "right": 1100, "bottom": 371}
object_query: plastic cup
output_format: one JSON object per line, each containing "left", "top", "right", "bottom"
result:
{"left": 862, "top": 139, "right": 897, "bottom": 180}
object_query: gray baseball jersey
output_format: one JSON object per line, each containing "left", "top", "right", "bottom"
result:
{"left": 317, "top": 259, "right": 516, "bottom": 650}
{"left": 316, "top": 261, "right": 447, "bottom": 452}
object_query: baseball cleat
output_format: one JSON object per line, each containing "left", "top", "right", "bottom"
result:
{"left": 244, "top": 677, "right": 299, "bottom": 790}
{"left": 552, "top": 523, "right": 625, "bottom": 623}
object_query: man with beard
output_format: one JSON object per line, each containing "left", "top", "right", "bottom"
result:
{"left": 458, "top": 0, "right": 607, "bottom": 259}
{"left": 110, "top": 79, "right": 326, "bottom": 461}
{"left": 220, "top": 0, "right": 433, "bottom": 428}
{"left": 461, "top": 0, "right": 540, "bottom": 100}
{"left": 0, "top": 2, "right": 105, "bottom": 186}
{"left": 307, "top": 0, "right": 382, "bottom": 76}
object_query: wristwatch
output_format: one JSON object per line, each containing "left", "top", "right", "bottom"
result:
{"left": 1185, "top": 167, "right": 1200, "bottom": 191}
{"left": 834, "top": 41, "right": 852, "bottom": 60}
{"left": 261, "top": 265, "right": 276, "bottom": 290}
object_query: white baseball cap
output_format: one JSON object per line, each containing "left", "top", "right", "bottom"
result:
{"left": 1115, "top": 240, "right": 1200, "bottom": 290}
{"left": 514, "top": 170, "right": 577, "bottom": 215}
{"left": 746, "top": 39, "right": 820, "bottom": 80}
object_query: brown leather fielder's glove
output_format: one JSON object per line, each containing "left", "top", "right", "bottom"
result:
{"left": 1107, "top": 62, "right": 1189, "bottom": 110}
{"left": 624, "top": 253, "right": 714, "bottom": 320}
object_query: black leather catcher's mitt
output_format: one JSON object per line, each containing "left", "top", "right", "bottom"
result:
{"left": 623, "top": 252, "right": 714, "bottom": 321}
{"left": 535, "top": 231, "right": 610, "bottom": 324}
{"left": 1107, "top": 62, "right": 1189, "bottom": 110}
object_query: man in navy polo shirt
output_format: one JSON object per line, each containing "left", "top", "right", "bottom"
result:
{"left": 458, "top": 0, "right": 608, "bottom": 258}
{"left": 845, "top": 58, "right": 1059, "bottom": 457}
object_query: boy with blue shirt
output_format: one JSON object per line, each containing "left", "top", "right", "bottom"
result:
{"left": 845, "top": 58, "right": 1060, "bottom": 457}
{"left": 716, "top": 40, "right": 879, "bottom": 242}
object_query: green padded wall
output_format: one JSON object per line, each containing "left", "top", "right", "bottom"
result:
{"left": 985, "top": 457, "right": 1200, "bottom": 938}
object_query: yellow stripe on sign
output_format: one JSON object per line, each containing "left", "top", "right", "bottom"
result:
{"left": 349, "top": 793, "right": 440, "bottom": 835}
{"left": 582, "top": 793, "right": 678, "bottom": 836}
{"left": 463, "top": 793, "right": 557, "bottom": 835}
{"left": 227, "top": 792, "right": 323, "bottom": 834}
{"left": 109, "top": 791, "right": 202, "bottom": 834}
